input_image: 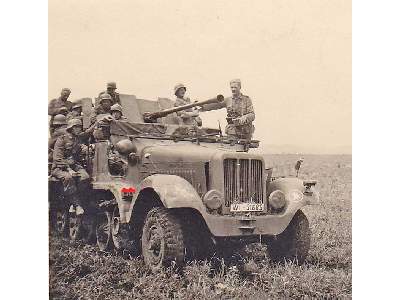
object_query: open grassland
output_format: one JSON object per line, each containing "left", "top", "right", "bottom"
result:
{"left": 49, "top": 154, "right": 352, "bottom": 299}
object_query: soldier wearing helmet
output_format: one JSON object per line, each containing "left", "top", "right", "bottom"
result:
{"left": 66, "top": 102, "right": 83, "bottom": 122}
{"left": 48, "top": 114, "right": 68, "bottom": 150}
{"left": 173, "top": 83, "right": 202, "bottom": 126}
{"left": 49, "top": 88, "right": 73, "bottom": 134}
{"left": 90, "top": 93, "right": 113, "bottom": 123}
{"left": 98, "top": 82, "right": 121, "bottom": 106}
{"left": 51, "top": 119, "right": 90, "bottom": 215}
{"left": 110, "top": 104, "right": 127, "bottom": 121}
{"left": 201, "top": 79, "right": 255, "bottom": 140}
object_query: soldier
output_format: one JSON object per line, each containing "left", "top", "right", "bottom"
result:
{"left": 90, "top": 93, "right": 113, "bottom": 123}
{"left": 49, "top": 114, "right": 68, "bottom": 151}
{"left": 110, "top": 104, "right": 127, "bottom": 121}
{"left": 48, "top": 88, "right": 73, "bottom": 134}
{"left": 98, "top": 82, "right": 121, "bottom": 105}
{"left": 173, "top": 83, "right": 202, "bottom": 126}
{"left": 66, "top": 102, "right": 83, "bottom": 122}
{"left": 201, "top": 79, "right": 255, "bottom": 140}
{"left": 51, "top": 119, "right": 90, "bottom": 215}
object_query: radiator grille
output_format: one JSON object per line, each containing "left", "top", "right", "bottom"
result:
{"left": 223, "top": 159, "right": 263, "bottom": 206}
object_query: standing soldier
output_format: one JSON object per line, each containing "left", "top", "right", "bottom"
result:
{"left": 51, "top": 119, "right": 90, "bottom": 215}
{"left": 173, "top": 83, "right": 202, "bottom": 126}
{"left": 48, "top": 88, "right": 73, "bottom": 134}
{"left": 66, "top": 102, "right": 83, "bottom": 122}
{"left": 201, "top": 79, "right": 255, "bottom": 140}
{"left": 99, "top": 82, "right": 121, "bottom": 105}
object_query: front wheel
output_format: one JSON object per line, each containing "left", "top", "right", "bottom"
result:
{"left": 141, "top": 207, "right": 185, "bottom": 272}
{"left": 264, "top": 210, "right": 311, "bottom": 264}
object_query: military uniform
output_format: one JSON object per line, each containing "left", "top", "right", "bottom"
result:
{"left": 202, "top": 93, "right": 255, "bottom": 139}
{"left": 174, "top": 97, "right": 200, "bottom": 125}
{"left": 51, "top": 129, "right": 89, "bottom": 207}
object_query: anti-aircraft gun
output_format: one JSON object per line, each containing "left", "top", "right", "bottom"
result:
{"left": 49, "top": 92, "right": 320, "bottom": 273}
{"left": 142, "top": 94, "right": 225, "bottom": 123}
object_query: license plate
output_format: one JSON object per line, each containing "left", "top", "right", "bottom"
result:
{"left": 230, "top": 203, "right": 264, "bottom": 212}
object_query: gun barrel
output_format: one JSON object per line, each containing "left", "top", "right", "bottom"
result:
{"left": 143, "top": 95, "right": 224, "bottom": 122}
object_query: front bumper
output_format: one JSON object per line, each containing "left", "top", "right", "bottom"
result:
{"left": 202, "top": 193, "right": 319, "bottom": 237}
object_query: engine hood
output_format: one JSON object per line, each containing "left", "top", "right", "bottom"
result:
{"left": 138, "top": 142, "right": 264, "bottom": 163}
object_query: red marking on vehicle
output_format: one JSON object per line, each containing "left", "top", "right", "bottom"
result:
{"left": 121, "top": 187, "right": 136, "bottom": 193}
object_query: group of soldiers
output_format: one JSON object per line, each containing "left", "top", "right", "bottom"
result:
{"left": 48, "top": 79, "right": 256, "bottom": 215}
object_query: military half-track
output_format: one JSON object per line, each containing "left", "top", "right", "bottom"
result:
{"left": 49, "top": 93, "right": 320, "bottom": 271}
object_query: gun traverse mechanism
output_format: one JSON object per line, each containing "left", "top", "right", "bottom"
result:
{"left": 143, "top": 94, "right": 224, "bottom": 123}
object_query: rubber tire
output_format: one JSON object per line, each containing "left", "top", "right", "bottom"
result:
{"left": 141, "top": 207, "right": 185, "bottom": 272}
{"left": 96, "top": 211, "right": 113, "bottom": 251}
{"left": 265, "top": 210, "right": 311, "bottom": 264}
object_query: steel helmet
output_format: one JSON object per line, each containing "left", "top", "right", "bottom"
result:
{"left": 115, "top": 139, "right": 137, "bottom": 155}
{"left": 174, "top": 83, "right": 186, "bottom": 95}
{"left": 66, "top": 118, "right": 82, "bottom": 130}
{"left": 111, "top": 104, "right": 123, "bottom": 113}
{"left": 52, "top": 114, "right": 67, "bottom": 126}
{"left": 100, "top": 93, "right": 112, "bottom": 103}
{"left": 58, "top": 107, "right": 69, "bottom": 114}
{"left": 72, "top": 103, "right": 83, "bottom": 110}
{"left": 107, "top": 82, "right": 117, "bottom": 89}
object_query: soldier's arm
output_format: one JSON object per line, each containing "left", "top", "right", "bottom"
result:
{"left": 48, "top": 99, "right": 59, "bottom": 116}
{"left": 241, "top": 97, "right": 255, "bottom": 123}
{"left": 52, "top": 136, "right": 68, "bottom": 166}
{"left": 116, "top": 93, "right": 121, "bottom": 104}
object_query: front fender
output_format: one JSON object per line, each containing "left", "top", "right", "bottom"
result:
{"left": 268, "top": 177, "right": 320, "bottom": 208}
{"left": 138, "top": 174, "right": 206, "bottom": 212}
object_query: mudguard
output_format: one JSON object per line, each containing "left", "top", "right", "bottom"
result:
{"left": 268, "top": 177, "right": 320, "bottom": 211}
{"left": 137, "top": 174, "right": 206, "bottom": 212}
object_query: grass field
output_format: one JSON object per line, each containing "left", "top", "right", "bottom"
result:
{"left": 49, "top": 154, "right": 352, "bottom": 299}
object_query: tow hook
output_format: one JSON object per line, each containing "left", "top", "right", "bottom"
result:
{"left": 238, "top": 213, "right": 256, "bottom": 233}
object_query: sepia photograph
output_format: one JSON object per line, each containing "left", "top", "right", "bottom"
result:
{"left": 47, "top": 1, "right": 351, "bottom": 299}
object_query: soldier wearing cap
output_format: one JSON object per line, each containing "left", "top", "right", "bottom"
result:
{"left": 98, "top": 82, "right": 121, "bottom": 106}
{"left": 201, "top": 79, "right": 255, "bottom": 140}
{"left": 66, "top": 102, "right": 83, "bottom": 122}
{"left": 173, "top": 83, "right": 202, "bottom": 126}
{"left": 111, "top": 104, "right": 127, "bottom": 121}
{"left": 48, "top": 88, "right": 73, "bottom": 134}
{"left": 51, "top": 119, "right": 90, "bottom": 215}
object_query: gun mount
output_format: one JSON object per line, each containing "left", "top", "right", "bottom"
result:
{"left": 143, "top": 94, "right": 224, "bottom": 123}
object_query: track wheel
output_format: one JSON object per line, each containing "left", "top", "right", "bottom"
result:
{"left": 96, "top": 211, "right": 113, "bottom": 251}
{"left": 54, "top": 207, "right": 69, "bottom": 237}
{"left": 69, "top": 212, "right": 83, "bottom": 241}
{"left": 141, "top": 207, "right": 185, "bottom": 272}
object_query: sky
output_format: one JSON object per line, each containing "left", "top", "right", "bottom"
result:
{"left": 49, "top": 0, "right": 351, "bottom": 154}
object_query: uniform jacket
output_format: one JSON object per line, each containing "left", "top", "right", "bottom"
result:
{"left": 48, "top": 97, "right": 73, "bottom": 116}
{"left": 52, "top": 132, "right": 83, "bottom": 168}
{"left": 174, "top": 96, "right": 199, "bottom": 125}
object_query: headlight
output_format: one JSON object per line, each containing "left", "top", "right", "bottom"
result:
{"left": 288, "top": 189, "right": 304, "bottom": 202}
{"left": 269, "top": 190, "right": 286, "bottom": 210}
{"left": 202, "top": 190, "right": 223, "bottom": 210}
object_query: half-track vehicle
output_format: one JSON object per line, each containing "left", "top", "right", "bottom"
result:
{"left": 49, "top": 93, "right": 320, "bottom": 271}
